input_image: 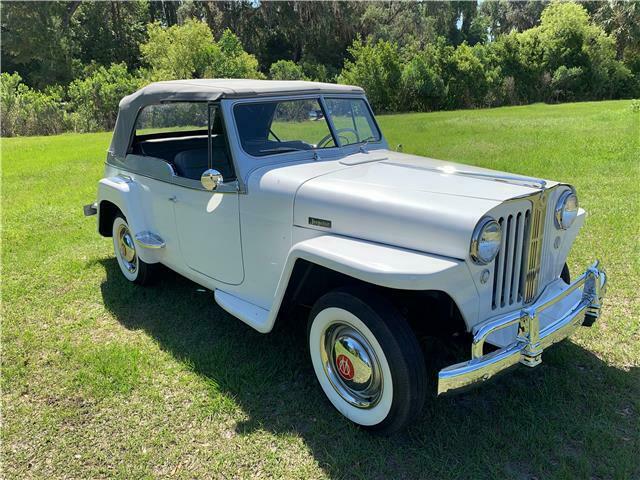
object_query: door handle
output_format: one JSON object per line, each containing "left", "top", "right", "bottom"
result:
{"left": 168, "top": 196, "right": 177, "bottom": 203}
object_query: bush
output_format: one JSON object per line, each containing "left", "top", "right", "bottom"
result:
{"left": 212, "top": 29, "right": 263, "bottom": 79}
{"left": 338, "top": 38, "right": 403, "bottom": 112}
{"left": 141, "top": 20, "right": 263, "bottom": 81}
{"left": 67, "top": 63, "right": 142, "bottom": 132}
{"left": 551, "top": 66, "right": 584, "bottom": 102}
{"left": 269, "top": 60, "right": 307, "bottom": 80}
{"left": 300, "top": 60, "right": 335, "bottom": 83}
{"left": 399, "top": 52, "right": 446, "bottom": 111}
{"left": 444, "top": 43, "right": 498, "bottom": 109}
{"left": 1, "top": 72, "right": 68, "bottom": 137}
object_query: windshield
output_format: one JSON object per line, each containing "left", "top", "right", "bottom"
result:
{"left": 234, "top": 99, "right": 335, "bottom": 156}
{"left": 233, "top": 97, "right": 380, "bottom": 157}
{"left": 324, "top": 98, "right": 380, "bottom": 146}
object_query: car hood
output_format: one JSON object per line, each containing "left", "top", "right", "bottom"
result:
{"left": 293, "top": 150, "right": 553, "bottom": 259}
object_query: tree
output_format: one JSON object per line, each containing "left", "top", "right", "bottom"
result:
{"left": 592, "top": 0, "right": 640, "bottom": 78}
{"left": 399, "top": 45, "right": 446, "bottom": 111}
{"left": 67, "top": 63, "right": 142, "bottom": 132}
{"left": 1, "top": 1, "right": 81, "bottom": 87}
{"left": 359, "top": 3, "right": 438, "bottom": 47}
{"left": 338, "top": 38, "right": 403, "bottom": 112}
{"left": 536, "top": 2, "right": 632, "bottom": 99}
{"left": 70, "top": 1, "right": 149, "bottom": 71}
{"left": 140, "top": 20, "right": 262, "bottom": 80}
{"left": 203, "top": 1, "right": 366, "bottom": 73}
{"left": 479, "top": 0, "right": 548, "bottom": 37}
{"left": 443, "top": 42, "right": 499, "bottom": 108}
{"left": 269, "top": 60, "right": 308, "bottom": 80}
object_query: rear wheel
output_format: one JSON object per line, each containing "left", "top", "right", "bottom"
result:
{"left": 112, "top": 215, "right": 155, "bottom": 285}
{"left": 307, "top": 287, "right": 426, "bottom": 434}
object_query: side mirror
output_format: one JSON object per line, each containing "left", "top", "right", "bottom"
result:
{"left": 201, "top": 169, "right": 223, "bottom": 191}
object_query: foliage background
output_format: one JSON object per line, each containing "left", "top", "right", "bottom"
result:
{"left": 1, "top": 0, "right": 639, "bottom": 136}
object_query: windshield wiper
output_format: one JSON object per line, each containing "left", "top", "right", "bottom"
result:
{"left": 258, "top": 146, "right": 307, "bottom": 154}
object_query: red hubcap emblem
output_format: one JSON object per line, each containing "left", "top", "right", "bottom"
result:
{"left": 336, "top": 354, "right": 354, "bottom": 381}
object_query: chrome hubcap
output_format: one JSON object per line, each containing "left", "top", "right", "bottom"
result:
{"left": 320, "top": 323, "right": 382, "bottom": 409}
{"left": 117, "top": 224, "right": 137, "bottom": 273}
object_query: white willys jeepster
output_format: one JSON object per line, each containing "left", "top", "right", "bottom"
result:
{"left": 85, "top": 79, "right": 606, "bottom": 433}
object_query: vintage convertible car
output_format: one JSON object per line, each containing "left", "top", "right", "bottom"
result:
{"left": 85, "top": 79, "right": 606, "bottom": 433}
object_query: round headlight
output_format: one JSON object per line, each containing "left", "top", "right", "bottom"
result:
{"left": 554, "top": 190, "right": 579, "bottom": 230}
{"left": 470, "top": 217, "right": 502, "bottom": 265}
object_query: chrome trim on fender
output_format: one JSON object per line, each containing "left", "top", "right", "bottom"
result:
{"left": 134, "top": 231, "right": 166, "bottom": 249}
{"left": 437, "top": 261, "right": 606, "bottom": 395}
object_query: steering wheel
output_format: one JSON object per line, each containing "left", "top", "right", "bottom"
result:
{"left": 317, "top": 128, "right": 360, "bottom": 148}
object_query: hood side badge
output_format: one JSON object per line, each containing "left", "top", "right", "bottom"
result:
{"left": 309, "top": 217, "right": 332, "bottom": 229}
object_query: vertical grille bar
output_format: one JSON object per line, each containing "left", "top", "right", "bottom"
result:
{"left": 503, "top": 215, "right": 517, "bottom": 306}
{"left": 492, "top": 217, "right": 507, "bottom": 309}
{"left": 510, "top": 212, "right": 525, "bottom": 304}
{"left": 524, "top": 198, "right": 546, "bottom": 303}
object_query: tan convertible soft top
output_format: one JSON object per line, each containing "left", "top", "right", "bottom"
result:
{"left": 109, "top": 79, "right": 364, "bottom": 157}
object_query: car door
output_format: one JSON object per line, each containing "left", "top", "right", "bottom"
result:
{"left": 172, "top": 104, "right": 244, "bottom": 285}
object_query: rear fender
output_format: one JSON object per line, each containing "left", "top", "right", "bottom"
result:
{"left": 98, "top": 176, "right": 158, "bottom": 263}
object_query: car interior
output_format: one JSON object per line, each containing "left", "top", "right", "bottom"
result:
{"left": 130, "top": 111, "right": 234, "bottom": 181}
{"left": 234, "top": 102, "right": 322, "bottom": 156}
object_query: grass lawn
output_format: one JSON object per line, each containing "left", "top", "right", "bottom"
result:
{"left": 2, "top": 100, "right": 639, "bottom": 479}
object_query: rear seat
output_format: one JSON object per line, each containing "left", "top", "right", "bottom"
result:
{"left": 135, "top": 135, "right": 233, "bottom": 181}
{"left": 172, "top": 137, "right": 233, "bottom": 180}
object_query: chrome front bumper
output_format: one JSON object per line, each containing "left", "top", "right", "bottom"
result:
{"left": 438, "top": 261, "right": 607, "bottom": 395}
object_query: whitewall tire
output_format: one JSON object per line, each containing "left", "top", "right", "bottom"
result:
{"left": 112, "top": 215, "right": 155, "bottom": 285}
{"left": 308, "top": 287, "right": 426, "bottom": 434}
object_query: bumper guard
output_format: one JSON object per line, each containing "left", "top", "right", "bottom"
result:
{"left": 437, "top": 261, "right": 607, "bottom": 395}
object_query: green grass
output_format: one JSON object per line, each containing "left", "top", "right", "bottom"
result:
{"left": 2, "top": 100, "right": 639, "bottom": 479}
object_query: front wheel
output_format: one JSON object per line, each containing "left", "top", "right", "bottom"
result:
{"left": 307, "top": 287, "right": 426, "bottom": 434}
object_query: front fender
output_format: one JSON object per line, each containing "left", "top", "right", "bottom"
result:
{"left": 266, "top": 235, "right": 479, "bottom": 332}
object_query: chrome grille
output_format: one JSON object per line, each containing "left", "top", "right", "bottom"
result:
{"left": 492, "top": 193, "right": 547, "bottom": 310}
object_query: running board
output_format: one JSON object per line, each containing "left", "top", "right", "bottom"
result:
{"left": 214, "top": 290, "right": 270, "bottom": 333}
{"left": 134, "top": 231, "right": 165, "bottom": 249}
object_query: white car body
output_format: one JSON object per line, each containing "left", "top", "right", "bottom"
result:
{"left": 88, "top": 80, "right": 606, "bottom": 416}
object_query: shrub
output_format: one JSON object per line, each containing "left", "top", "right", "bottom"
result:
{"left": 399, "top": 53, "right": 446, "bottom": 111}
{"left": 444, "top": 43, "right": 495, "bottom": 109}
{"left": 0, "top": 72, "right": 68, "bottom": 137}
{"left": 141, "top": 20, "right": 263, "bottom": 81}
{"left": 338, "top": 38, "right": 403, "bottom": 112}
{"left": 268, "top": 60, "right": 307, "bottom": 81}
{"left": 300, "top": 60, "right": 335, "bottom": 83}
{"left": 551, "top": 66, "right": 584, "bottom": 102}
{"left": 67, "top": 63, "right": 142, "bottom": 132}
{"left": 210, "top": 29, "right": 263, "bottom": 79}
